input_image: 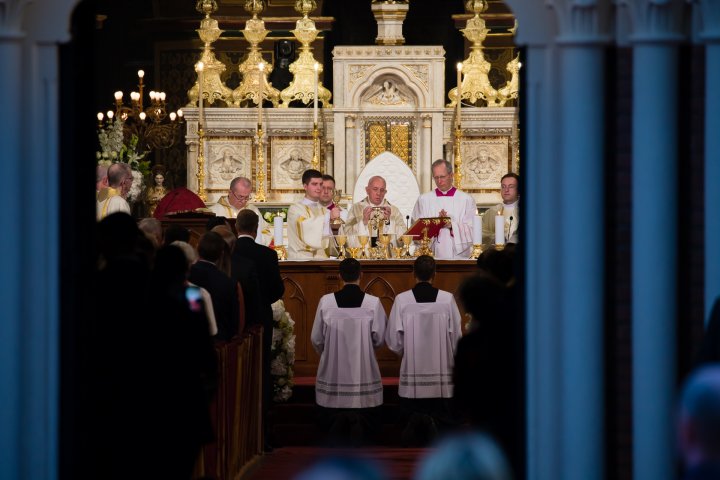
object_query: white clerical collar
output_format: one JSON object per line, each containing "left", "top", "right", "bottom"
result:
{"left": 237, "top": 234, "right": 254, "bottom": 240}
{"left": 301, "top": 197, "right": 320, "bottom": 207}
{"left": 503, "top": 200, "right": 518, "bottom": 209}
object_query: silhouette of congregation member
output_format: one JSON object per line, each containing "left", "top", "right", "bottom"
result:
{"left": 312, "top": 258, "right": 387, "bottom": 445}
{"left": 678, "top": 364, "right": 720, "bottom": 480}
{"left": 385, "top": 255, "right": 462, "bottom": 445}
{"left": 453, "top": 272, "right": 523, "bottom": 477}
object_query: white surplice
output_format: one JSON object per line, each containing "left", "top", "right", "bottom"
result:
{"left": 96, "top": 188, "right": 131, "bottom": 221}
{"left": 411, "top": 188, "right": 475, "bottom": 259}
{"left": 311, "top": 293, "right": 387, "bottom": 408}
{"left": 385, "top": 289, "right": 462, "bottom": 398}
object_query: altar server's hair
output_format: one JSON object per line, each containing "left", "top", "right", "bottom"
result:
{"left": 339, "top": 258, "right": 362, "bottom": 283}
{"left": 414, "top": 255, "right": 436, "bottom": 282}
{"left": 432, "top": 159, "right": 453, "bottom": 174}
{"left": 302, "top": 169, "right": 323, "bottom": 185}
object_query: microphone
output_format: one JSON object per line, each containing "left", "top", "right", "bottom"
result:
{"left": 507, "top": 216, "right": 514, "bottom": 242}
{"left": 406, "top": 215, "right": 410, "bottom": 229}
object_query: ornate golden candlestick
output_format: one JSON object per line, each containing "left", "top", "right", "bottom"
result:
{"left": 470, "top": 244, "right": 483, "bottom": 259}
{"left": 274, "top": 245, "right": 287, "bottom": 260}
{"left": 454, "top": 125, "right": 463, "bottom": 188}
{"left": 311, "top": 122, "right": 321, "bottom": 171}
{"left": 232, "top": 0, "right": 280, "bottom": 107}
{"left": 187, "top": 0, "right": 233, "bottom": 107}
{"left": 280, "top": 0, "right": 332, "bottom": 108}
{"left": 196, "top": 125, "right": 208, "bottom": 201}
{"left": 448, "top": 0, "right": 520, "bottom": 108}
{"left": 255, "top": 124, "right": 267, "bottom": 202}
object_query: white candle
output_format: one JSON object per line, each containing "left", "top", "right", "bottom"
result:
{"left": 456, "top": 62, "right": 463, "bottom": 127}
{"left": 274, "top": 215, "right": 284, "bottom": 246}
{"left": 495, "top": 213, "right": 505, "bottom": 245}
{"left": 258, "top": 62, "right": 265, "bottom": 129}
{"left": 473, "top": 215, "right": 482, "bottom": 244}
{"left": 196, "top": 61, "right": 205, "bottom": 126}
{"left": 313, "top": 62, "right": 319, "bottom": 125}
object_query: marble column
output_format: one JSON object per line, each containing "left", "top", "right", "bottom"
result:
{"left": 698, "top": 0, "right": 720, "bottom": 320}
{"left": 622, "top": 1, "right": 685, "bottom": 479}
{"left": 344, "top": 115, "right": 357, "bottom": 189}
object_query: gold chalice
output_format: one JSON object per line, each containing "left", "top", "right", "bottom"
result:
{"left": 358, "top": 235, "right": 369, "bottom": 259}
{"left": 392, "top": 246, "right": 404, "bottom": 258}
{"left": 401, "top": 234, "right": 414, "bottom": 257}
{"left": 377, "top": 234, "right": 390, "bottom": 259}
{"left": 330, "top": 189, "right": 345, "bottom": 229}
{"left": 346, "top": 247, "right": 360, "bottom": 259}
{"left": 335, "top": 234, "right": 347, "bottom": 259}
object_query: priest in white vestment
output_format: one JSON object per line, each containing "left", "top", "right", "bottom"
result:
{"left": 208, "top": 176, "right": 271, "bottom": 245}
{"left": 386, "top": 255, "right": 461, "bottom": 442}
{"left": 287, "top": 169, "right": 340, "bottom": 259}
{"left": 344, "top": 176, "right": 407, "bottom": 247}
{"left": 311, "top": 258, "right": 386, "bottom": 410}
{"left": 97, "top": 163, "right": 133, "bottom": 221}
{"left": 411, "top": 160, "right": 476, "bottom": 259}
{"left": 319, "top": 174, "right": 348, "bottom": 230}
{"left": 482, "top": 172, "right": 520, "bottom": 245}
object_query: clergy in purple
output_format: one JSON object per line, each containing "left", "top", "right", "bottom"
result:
{"left": 411, "top": 159, "right": 476, "bottom": 259}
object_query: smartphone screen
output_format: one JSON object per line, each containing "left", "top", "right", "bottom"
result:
{"left": 185, "top": 285, "right": 203, "bottom": 313}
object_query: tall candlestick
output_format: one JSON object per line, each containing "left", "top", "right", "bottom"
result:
{"left": 258, "top": 62, "right": 265, "bottom": 129}
{"left": 196, "top": 62, "right": 205, "bottom": 126}
{"left": 456, "top": 62, "right": 463, "bottom": 128}
{"left": 313, "top": 62, "right": 319, "bottom": 125}
{"left": 473, "top": 215, "right": 482, "bottom": 244}
{"left": 274, "top": 215, "right": 284, "bottom": 246}
{"left": 495, "top": 212, "right": 505, "bottom": 245}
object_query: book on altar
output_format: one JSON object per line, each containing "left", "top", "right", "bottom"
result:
{"left": 404, "top": 217, "right": 451, "bottom": 240}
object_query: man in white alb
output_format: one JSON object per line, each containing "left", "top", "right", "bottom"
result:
{"left": 482, "top": 172, "right": 519, "bottom": 245}
{"left": 97, "top": 163, "right": 133, "bottom": 221}
{"left": 208, "top": 176, "right": 271, "bottom": 245}
{"left": 411, "top": 159, "right": 476, "bottom": 259}
{"left": 385, "top": 255, "right": 462, "bottom": 443}
{"left": 319, "top": 174, "right": 347, "bottom": 235}
{"left": 344, "top": 175, "right": 407, "bottom": 247}
{"left": 311, "top": 258, "right": 386, "bottom": 443}
{"left": 287, "top": 169, "right": 340, "bottom": 259}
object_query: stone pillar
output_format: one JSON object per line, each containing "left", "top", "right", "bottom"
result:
{"left": 345, "top": 115, "right": 357, "bottom": 188}
{"left": 698, "top": 0, "right": 720, "bottom": 320}
{"left": 421, "top": 114, "right": 432, "bottom": 184}
{"left": 621, "top": 1, "right": 685, "bottom": 479}
{"left": 550, "top": 2, "right": 611, "bottom": 479}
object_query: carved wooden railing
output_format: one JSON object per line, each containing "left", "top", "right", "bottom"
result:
{"left": 193, "top": 325, "right": 263, "bottom": 479}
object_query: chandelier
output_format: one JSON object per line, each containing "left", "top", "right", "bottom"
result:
{"left": 96, "top": 70, "right": 185, "bottom": 154}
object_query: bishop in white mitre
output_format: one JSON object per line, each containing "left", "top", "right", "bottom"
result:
{"left": 411, "top": 160, "right": 475, "bottom": 259}
{"left": 287, "top": 170, "right": 340, "bottom": 259}
{"left": 208, "top": 176, "right": 271, "bottom": 245}
{"left": 311, "top": 258, "right": 386, "bottom": 409}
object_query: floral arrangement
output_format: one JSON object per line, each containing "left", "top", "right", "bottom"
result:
{"left": 262, "top": 208, "right": 288, "bottom": 224}
{"left": 96, "top": 119, "right": 151, "bottom": 201}
{"left": 270, "top": 299, "right": 296, "bottom": 402}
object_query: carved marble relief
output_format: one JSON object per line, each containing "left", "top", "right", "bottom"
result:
{"left": 206, "top": 137, "right": 253, "bottom": 190}
{"left": 460, "top": 136, "right": 511, "bottom": 192}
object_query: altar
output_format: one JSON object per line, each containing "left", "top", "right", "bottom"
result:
{"left": 279, "top": 259, "right": 476, "bottom": 377}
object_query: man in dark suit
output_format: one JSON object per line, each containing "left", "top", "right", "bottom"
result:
{"left": 232, "top": 209, "right": 285, "bottom": 451}
{"left": 189, "top": 231, "right": 239, "bottom": 341}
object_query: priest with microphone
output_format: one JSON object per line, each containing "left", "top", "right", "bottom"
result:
{"left": 482, "top": 172, "right": 520, "bottom": 245}
{"left": 411, "top": 160, "right": 476, "bottom": 259}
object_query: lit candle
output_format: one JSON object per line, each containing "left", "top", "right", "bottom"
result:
{"left": 456, "top": 62, "right": 463, "bottom": 128}
{"left": 139, "top": 112, "right": 147, "bottom": 121}
{"left": 169, "top": 112, "right": 177, "bottom": 121}
{"left": 274, "top": 215, "right": 284, "bottom": 247}
{"left": 196, "top": 61, "right": 204, "bottom": 126}
{"left": 258, "top": 62, "right": 265, "bottom": 129}
{"left": 473, "top": 215, "right": 482, "bottom": 244}
{"left": 495, "top": 212, "right": 505, "bottom": 245}
{"left": 177, "top": 109, "right": 183, "bottom": 118}
{"left": 313, "top": 62, "right": 319, "bottom": 125}
{"left": 137, "top": 70, "right": 144, "bottom": 79}
{"left": 114, "top": 91, "right": 123, "bottom": 101}
{"left": 106, "top": 110, "right": 114, "bottom": 120}
{"left": 97, "top": 112, "right": 104, "bottom": 122}
{"left": 159, "top": 92, "right": 166, "bottom": 102}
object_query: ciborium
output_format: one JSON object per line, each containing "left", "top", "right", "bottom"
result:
{"left": 335, "top": 234, "right": 347, "bottom": 260}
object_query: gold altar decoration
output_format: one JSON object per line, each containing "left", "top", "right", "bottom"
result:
{"left": 232, "top": 0, "right": 281, "bottom": 107}
{"left": 255, "top": 125, "right": 267, "bottom": 201}
{"left": 454, "top": 125, "right": 464, "bottom": 188}
{"left": 197, "top": 125, "right": 208, "bottom": 202}
{"left": 448, "top": 0, "right": 520, "bottom": 108}
{"left": 279, "top": 0, "right": 332, "bottom": 108}
{"left": 311, "top": 124, "right": 321, "bottom": 171}
{"left": 274, "top": 245, "right": 288, "bottom": 260}
{"left": 470, "top": 244, "right": 483, "bottom": 259}
{"left": 187, "top": 0, "right": 233, "bottom": 107}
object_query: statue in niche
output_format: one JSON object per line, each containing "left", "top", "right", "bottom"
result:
{"left": 146, "top": 164, "right": 168, "bottom": 217}
{"left": 371, "top": 80, "right": 405, "bottom": 105}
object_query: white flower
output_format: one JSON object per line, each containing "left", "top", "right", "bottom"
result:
{"left": 272, "top": 327, "right": 283, "bottom": 346}
{"left": 126, "top": 169, "right": 145, "bottom": 202}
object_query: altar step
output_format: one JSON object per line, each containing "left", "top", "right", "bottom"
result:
{"left": 269, "top": 377, "right": 405, "bottom": 447}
